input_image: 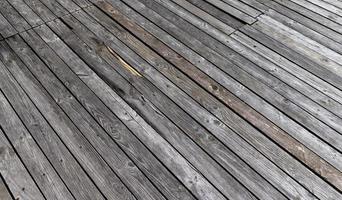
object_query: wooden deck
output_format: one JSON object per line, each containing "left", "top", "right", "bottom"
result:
{"left": 0, "top": 0, "right": 341, "bottom": 199}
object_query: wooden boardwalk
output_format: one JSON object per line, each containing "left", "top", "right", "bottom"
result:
{"left": 0, "top": 0, "right": 341, "bottom": 199}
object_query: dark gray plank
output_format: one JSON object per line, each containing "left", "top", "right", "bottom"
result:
{"left": 0, "top": 122, "right": 45, "bottom": 200}
{"left": 186, "top": 0, "right": 244, "bottom": 29}
{"left": 7, "top": 0, "right": 44, "bottom": 27}
{"left": 38, "top": 0, "right": 68, "bottom": 17}
{"left": 74, "top": 4, "right": 324, "bottom": 199}
{"left": 54, "top": 0, "right": 80, "bottom": 12}
{"left": 203, "top": 0, "right": 256, "bottom": 23}
{"left": 6, "top": 34, "right": 136, "bottom": 200}
{"left": 220, "top": 0, "right": 261, "bottom": 17}
{"left": 22, "top": 0, "right": 56, "bottom": 22}
{"left": 0, "top": 41, "right": 106, "bottom": 200}
{"left": 0, "top": 0, "right": 30, "bottom": 32}
{"left": 95, "top": 1, "right": 342, "bottom": 191}
{"left": 0, "top": 13, "right": 17, "bottom": 38}
{"left": 0, "top": 175, "right": 13, "bottom": 200}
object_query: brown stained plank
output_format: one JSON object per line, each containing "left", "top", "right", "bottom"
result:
{"left": 0, "top": 175, "right": 13, "bottom": 200}
{"left": 95, "top": 1, "right": 342, "bottom": 191}
{"left": 0, "top": 41, "right": 106, "bottom": 200}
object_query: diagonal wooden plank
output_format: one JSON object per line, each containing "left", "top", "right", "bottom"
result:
{"left": 0, "top": 121, "right": 45, "bottom": 200}
{"left": 95, "top": 1, "right": 342, "bottom": 191}
{"left": 0, "top": 41, "right": 106, "bottom": 200}
{"left": 6, "top": 34, "right": 136, "bottom": 200}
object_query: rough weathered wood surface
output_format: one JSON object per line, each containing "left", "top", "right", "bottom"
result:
{"left": 0, "top": 0, "right": 342, "bottom": 199}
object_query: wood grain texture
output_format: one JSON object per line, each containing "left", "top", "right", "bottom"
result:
{"left": 95, "top": 1, "right": 342, "bottom": 191}
{"left": 0, "top": 41, "right": 105, "bottom": 200}
{"left": 6, "top": 34, "right": 135, "bottom": 200}
{"left": 0, "top": 120, "right": 45, "bottom": 200}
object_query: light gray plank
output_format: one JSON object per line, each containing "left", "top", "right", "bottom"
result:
{"left": 38, "top": 0, "right": 68, "bottom": 17}
{"left": 0, "top": 121, "right": 45, "bottom": 200}
{"left": 0, "top": 67, "right": 74, "bottom": 200}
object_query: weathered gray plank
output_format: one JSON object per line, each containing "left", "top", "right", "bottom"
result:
{"left": 96, "top": 0, "right": 342, "bottom": 191}
{"left": 254, "top": 0, "right": 342, "bottom": 44}
{"left": 46, "top": 17, "right": 224, "bottom": 200}
{"left": 38, "top": 0, "right": 68, "bottom": 17}
{"left": 254, "top": 15, "right": 342, "bottom": 73}
{"left": 0, "top": 41, "right": 106, "bottom": 200}
{"left": 166, "top": 0, "right": 235, "bottom": 35}
{"left": 186, "top": 0, "right": 244, "bottom": 29}
{"left": 203, "top": 0, "right": 256, "bottom": 23}
{"left": 22, "top": 0, "right": 56, "bottom": 22}
{"left": 7, "top": 0, "right": 44, "bottom": 27}
{"left": 116, "top": 0, "right": 342, "bottom": 168}
{"left": 54, "top": 0, "right": 80, "bottom": 13}
{"left": 0, "top": 13, "right": 17, "bottom": 38}
{"left": 61, "top": 8, "right": 281, "bottom": 200}
{"left": 86, "top": 5, "right": 295, "bottom": 200}
{"left": 0, "top": 0, "right": 30, "bottom": 32}
{"left": 264, "top": 9, "right": 342, "bottom": 55}
{"left": 290, "top": 0, "right": 342, "bottom": 25}
{"left": 6, "top": 34, "right": 136, "bottom": 200}
{"left": 220, "top": 0, "right": 261, "bottom": 17}
{"left": 239, "top": 24, "right": 342, "bottom": 92}
{"left": 0, "top": 175, "right": 13, "bottom": 200}
{"left": 232, "top": 30, "right": 342, "bottom": 107}
{"left": 77, "top": 2, "right": 327, "bottom": 199}
{"left": 0, "top": 121, "right": 45, "bottom": 200}
{"left": 104, "top": 1, "right": 342, "bottom": 199}
{"left": 21, "top": 27, "right": 171, "bottom": 200}
{"left": 0, "top": 66, "right": 74, "bottom": 200}
{"left": 41, "top": 19, "right": 211, "bottom": 200}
